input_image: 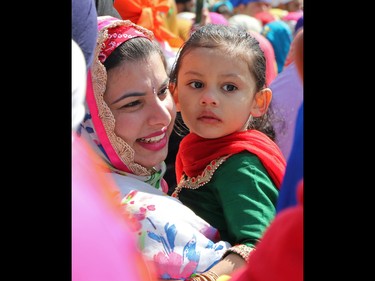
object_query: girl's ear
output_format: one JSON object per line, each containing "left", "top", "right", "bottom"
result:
{"left": 250, "top": 88, "right": 272, "bottom": 117}
{"left": 169, "top": 82, "right": 181, "bottom": 112}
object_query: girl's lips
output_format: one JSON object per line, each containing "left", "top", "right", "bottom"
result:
{"left": 197, "top": 111, "right": 221, "bottom": 123}
{"left": 198, "top": 111, "right": 221, "bottom": 121}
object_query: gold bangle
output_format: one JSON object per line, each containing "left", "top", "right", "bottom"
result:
{"left": 204, "top": 271, "right": 219, "bottom": 281}
{"left": 187, "top": 271, "right": 219, "bottom": 281}
{"left": 221, "top": 244, "right": 255, "bottom": 262}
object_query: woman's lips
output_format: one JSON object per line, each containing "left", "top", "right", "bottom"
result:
{"left": 137, "top": 132, "right": 168, "bottom": 151}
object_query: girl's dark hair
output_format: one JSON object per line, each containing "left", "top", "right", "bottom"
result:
{"left": 103, "top": 37, "right": 167, "bottom": 71}
{"left": 169, "top": 24, "right": 276, "bottom": 141}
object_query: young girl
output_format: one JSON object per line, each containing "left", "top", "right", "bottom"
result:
{"left": 169, "top": 24, "right": 286, "bottom": 277}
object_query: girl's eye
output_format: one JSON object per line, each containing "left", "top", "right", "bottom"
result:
{"left": 189, "top": 81, "right": 203, "bottom": 89}
{"left": 223, "top": 84, "right": 237, "bottom": 92}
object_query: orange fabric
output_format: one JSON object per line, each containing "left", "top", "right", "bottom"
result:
{"left": 114, "top": 0, "right": 184, "bottom": 48}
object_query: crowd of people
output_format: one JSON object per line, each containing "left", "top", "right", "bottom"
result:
{"left": 72, "top": 0, "right": 303, "bottom": 280}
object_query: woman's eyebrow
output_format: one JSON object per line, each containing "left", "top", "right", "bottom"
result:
{"left": 111, "top": 92, "right": 145, "bottom": 105}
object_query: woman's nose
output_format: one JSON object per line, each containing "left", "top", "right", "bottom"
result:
{"left": 148, "top": 98, "right": 173, "bottom": 126}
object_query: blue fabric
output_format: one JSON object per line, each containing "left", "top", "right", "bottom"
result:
{"left": 229, "top": 0, "right": 271, "bottom": 8}
{"left": 295, "top": 15, "right": 304, "bottom": 35}
{"left": 72, "top": 0, "right": 98, "bottom": 70}
{"left": 212, "top": 1, "right": 234, "bottom": 12}
{"left": 276, "top": 102, "right": 303, "bottom": 213}
{"left": 262, "top": 20, "right": 293, "bottom": 73}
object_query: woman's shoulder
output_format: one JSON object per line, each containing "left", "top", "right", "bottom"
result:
{"left": 110, "top": 173, "right": 166, "bottom": 197}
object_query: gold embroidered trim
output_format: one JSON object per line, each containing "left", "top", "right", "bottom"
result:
{"left": 171, "top": 155, "right": 231, "bottom": 198}
{"left": 92, "top": 19, "right": 154, "bottom": 176}
{"left": 222, "top": 244, "right": 255, "bottom": 263}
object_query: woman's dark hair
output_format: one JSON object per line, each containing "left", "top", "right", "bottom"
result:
{"left": 103, "top": 37, "right": 167, "bottom": 71}
{"left": 169, "top": 24, "right": 276, "bottom": 141}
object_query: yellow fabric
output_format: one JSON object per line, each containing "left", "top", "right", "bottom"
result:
{"left": 217, "top": 275, "right": 232, "bottom": 281}
{"left": 161, "top": 0, "right": 192, "bottom": 42}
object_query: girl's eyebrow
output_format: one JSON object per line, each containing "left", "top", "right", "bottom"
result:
{"left": 111, "top": 92, "right": 145, "bottom": 105}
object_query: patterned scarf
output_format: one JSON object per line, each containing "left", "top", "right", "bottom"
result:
{"left": 78, "top": 16, "right": 168, "bottom": 192}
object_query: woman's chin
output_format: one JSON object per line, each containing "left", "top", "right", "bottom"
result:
{"left": 138, "top": 150, "right": 168, "bottom": 170}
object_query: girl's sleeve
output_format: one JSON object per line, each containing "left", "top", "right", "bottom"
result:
{"left": 212, "top": 152, "right": 279, "bottom": 248}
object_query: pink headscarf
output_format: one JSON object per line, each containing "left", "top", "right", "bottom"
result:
{"left": 80, "top": 16, "right": 169, "bottom": 192}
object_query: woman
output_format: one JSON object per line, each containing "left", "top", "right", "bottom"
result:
{"left": 77, "top": 16, "right": 230, "bottom": 280}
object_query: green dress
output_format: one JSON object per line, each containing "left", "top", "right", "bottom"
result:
{"left": 177, "top": 151, "right": 279, "bottom": 248}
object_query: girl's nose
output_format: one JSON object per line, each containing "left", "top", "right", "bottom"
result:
{"left": 199, "top": 89, "right": 218, "bottom": 106}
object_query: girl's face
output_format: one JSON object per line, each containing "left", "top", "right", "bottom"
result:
{"left": 175, "top": 47, "right": 258, "bottom": 139}
{"left": 104, "top": 52, "right": 176, "bottom": 169}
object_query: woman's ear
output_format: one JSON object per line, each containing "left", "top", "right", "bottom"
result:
{"left": 251, "top": 88, "right": 272, "bottom": 117}
{"left": 169, "top": 82, "right": 181, "bottom": 112}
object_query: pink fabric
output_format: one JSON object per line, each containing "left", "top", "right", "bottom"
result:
{"left": 72, "top": 134, "right": 157, "bottom": 281}
{"left": 282, "top": 11, "right": 303, "bottom": 22}
{"left": 98, "top": 24, "right": 149, "bottom": 63}
{"left": 209, "top": 12, "right": 229, "bottom": 26}
{"left": 85, "top": 70, "right": 132, "bottom": 173}
{"left": 249, "top": 31, "right": 277, "bottom": 86}
{"left": 254, "top": 11, "right": 276, "bottom": 25}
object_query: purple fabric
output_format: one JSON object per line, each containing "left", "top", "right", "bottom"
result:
{"left": 276, "top": 102, "right": 303, "bottom": 212}
{"left": 72, "top": 0, "right": 98, "bottom": 69}
{"left": 294, "top": 15, "right": 303, "bottom": 34}
{"left": 270, "top": 62, "right": 303, "bottom": 160}
{"left": 229, "top": 0, "right": 271, "bottom": 8}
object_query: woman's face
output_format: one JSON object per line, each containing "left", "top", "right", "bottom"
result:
{"left": 104, "top": 52, "right": 176, "bottom": 169}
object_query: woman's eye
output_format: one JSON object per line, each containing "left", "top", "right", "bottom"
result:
{"left": 223, "top": 84, "right": 237, "bottom": 92}
{"left": 121, "top": 100, "right": 141, "bottom": 108}
{"left": 189, "top": 81, "right": 203, "bottom": 89}
{"left": 158, "top": 86, "right": 169, "bottom": 96}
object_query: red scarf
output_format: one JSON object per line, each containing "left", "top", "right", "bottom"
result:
{"left": 175, "top": 131, "right": 286, "bottom": 188}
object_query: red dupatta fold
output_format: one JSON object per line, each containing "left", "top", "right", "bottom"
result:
{"left": 175, "top": 131, "right": 286, "bottom": 188}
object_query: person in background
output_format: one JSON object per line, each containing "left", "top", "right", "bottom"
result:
{"left": 269, "top": 27, "right": 303, "bottom": 159}
{"left": 261, "top": 19, "right": 292, "bottom": 73}
{"left": 278, "top": 0, "right": 303, "bottom": 33}
{"left": 95, "top": 0, "right": 121, "bottom": 18}
{"left": 229, "top": 0, "right": 273, "bottom": 18}
{"left": 77, "top": 15, "right": 232, "bottom": 280}
{"left": 176, "top": 0, "right": 196, "bottom": 13}
{"left": 162, "top": 0, "right": 194, "bottom": 42}
{"left": 169, "top": 24, "right": 286, "bottom": 280}
{"left": 294, "top": 14, "right": 303, "bottom": 35}
{"left": 114, "top": 0, "right": 185, "bottom": 70}
{"left": 210, "top": 0, "right": 234, "bottom": 19}
{"left": 278, "top": 0, "right": 303, "bottom": 12}
{"left": 72, "top": 0, "right": 98, "bottom": 71}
